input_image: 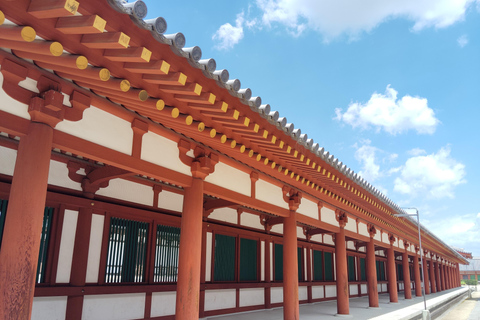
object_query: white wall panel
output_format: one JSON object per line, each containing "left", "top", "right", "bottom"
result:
{"left": 32, "top": 296, "right": 67, "bottom": 320}
{"left": 271, "top": 287, "right": 283, "bottom": 303}
{"left": 56, "top": 210, "right": 78, "bottom": 283}
{"left": 347, "top": 241, "right": 355, "bottom": 250}
{"left": 321, "top": 207, "right": 338, "bottom": 227}
{"left": 324, "top": 234, "right": 334, "bottom": 245}
{"left": 205, "top": 162, "right": 250, "bottom": 196}
{"left": 206, "top": 232, "right": 212, "bottom": 282}
{"left": 141, "top": 132, "right": 191, "bottom": 175}
{"left": 270, "top": 224, "right": 283, "bottom": 234}
{"left": 158, "top": 190, "right": 183, "bottom": 212}
{"left": 325, "top": 285, "right": 337, "bottom": 298}
{"left": 349, "top": 284, "right": 358, "bottom": 295}
{"left": 204, "top": 289, "right": 236, "bottom": 311}
{"left": 241, "top": 212, "right": 263, "bottom": 230}
{"left": 358, "top": 222, "right": 369, "bottom": 237}
{"left": 297, "top": 226, "right": 306, "bottom": 239}
{"left": 374, "top": 232, "right": 381, "bottom": 242}
{"left": 86, "top": 214, "right": 104, "bottom": 283}
{"left": 312, "top": 286, "right": 324, "bottom": 299}
{"left": 151, "top": 292, "right": 176, "bottom": 317}
{"left": 361, "top": 284, "right": 367, "bottom": 294}
{"left": 345, "top": 218, "right": 356, "bottom": 233}
{"left": 209, "top": 207, "right": 237, "bottom": 224}
{"left": 96, "top": 178, "right": 153, "bottom": 206}
{"left": 299, "top": 286, "right": 308, "bottom": 301}
{"left": 82, "top": 293, "right": 145, "bottom": 320}
{"left": 56, "top": 106, "right": 133, "bottom": 155}
{"left": 48, "top": 160, "right": 83, "bottom": 191}
{"left": 382, "top": 233, "right": 390, "bottom": 244}
{"left": 382, "top": 283, "right": 387, "bottom": 291}
{"left": 256, "top": 179, "right": 289, "bottom": 209}
{"left": 239, "top": 288, "right": 264, "bottom": 307}
{"left": 311, "top": 234, "right": 322, "bottom": 243}
{"left": 0, "top": 146, "right": 16, "bottom": 176}
{"left": 297, "top": 198, "right": 318, "bottom": 219}
{"left": 0, "top": 72, "right": 31, "bottom": 119}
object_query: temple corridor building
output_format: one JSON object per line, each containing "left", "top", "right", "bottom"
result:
{"left": 0, "top": 1, "right": 467, "bottom": 319}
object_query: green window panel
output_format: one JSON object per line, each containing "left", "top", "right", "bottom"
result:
{"left": 376, "top": 260, "right": 385, "bottom": 281}
{"left": 477, "top": 275, "right": 480, "bottom": 280}
{"left": 398, "top": 264, "right": 404, "bottom": 281}
{"left": 105, "top": 217, "right": 149, "bottom": 283}
{"left": 240, "top": 238, "right": 257, "bottom": 281}
{"left": 471, "top": 275, "right": 476, "bottom": 280}
{"left": 154, "top": 224, "right": 180, "bottom": 282}
{"left": 0, "top": 199, "right": 7, "bottom": 249}
{"left": 419, "top": 267, "right": 423, "bottom": 281}
{"left": 298, "top": 247, "right": 303, "bottom": 281}
{"left": 313, "top": 250, "right": 323, "bottom": 281}
{"left": 275, "top": 243, "right": 283, "bottom": 281}
{"left": 36, "top": 207, "right": 54, "bottom": 284}
{"left": 463, "top": 275, "right": 468, "bottom": 280}
{"left": 360, "top": 258, "right": 366, "bottom": 281}
{"left": 324, "top": 251, "right": 334, "bottom": 281}
{"left": 214, "top": 234, "right": 236, "bottom": 281}
{"left": 348, "top": 256, "right": 356, "bottom": 281}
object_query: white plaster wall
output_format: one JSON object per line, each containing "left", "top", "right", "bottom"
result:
{"left": 312, "top": 286, "right": 324, "bottom": 299}
{"left": 56, "top": 210, "right": 78, "bottom": 283}
{"left": 261, "top": 241, "right": 265, "bottom": 281}
{"left": 141, "top": 132, "right": 191, "bottom": 175}
{"left": 324, "top": 234, "right": 334, "bottom": 245}
{"left": 96, "top": 178, "right": 153, "bottom": 206}
{"left": 56, "top": 106, "right": 133, "bottom": 155}
{"left": 32, "top": 296, "right": 67, "bottom": 320}
{"left": 299, "top": 286, "right": 308, "bottom": 301}
{"left": 382, "top": 233, "right": 389, "bottom": 245}
{"left": 399, "top": 283, "right": 404, "bottom": 290}
{"left": 256, "top": 179, "right": 289, "bottom": 210}
{"left": 297, "top": 198, "right": 318, "bottom": 219}
{"left": 382, "top": 283, "right": 387, "bottom": 291}
{"left": 358, "top": 247, "right": 366, "bottom": 253}
{"left": 240, "top": 212, "right": 263, "bottom": 230}
{"left": 270, "top": 224, "right": 283, "bottom": 234}
{"left": 377, "top": 283, "right": 382, "bottom": 292}
{"left": 204, "top": 289, "right": 236, "bottom": 311}
{"left": 349, "top": 285, "right": 358, "bottom": 295}
{"left": 345, "top": 218, "right": 356, "bottom": 233}
{"left": 311, "top": 234, "right": 322, "bottom": 243}
{"left": 209, "top": 207, "right": 237, "bottom": 224}
{"left": 347, "top": 242, "right": 355, "bottom": 250}
{"left": 361, "top": 284, "right": 367, "bottom": 294}
{"left": 151, "top": 292, "right": 176, "bottom": 317}
{"left": 0, "top": 146, "right": 16, "bottom": 176}
{"left": 86, "top": 214, "right": 105, "bottom": 283}
{"left": 271, "top": 287, "right": 283, "bottom": 303}
{"left": 239, "top": 288, "right": 264, "bottom": 307}
{"left": 82, "top": 293, "right": 145, "bottom": 320}
{"left": 399, "top": 239, "right": 404, "bottom": 249}
{"left": 321, "top": 207, "right": 338, "bottom": 227}
{"left": 205, "top": 162, "right": 250, "bottom": 197}
{"left": 48, "top": 160, "right": 82, "bottom": 191}
{"left": 206, "top": 232, "right": 212, "bottom": 282}
{"left": 325, "top": 285, "right": 337, "bottom": 298}
{"left": 358, "top": 223, "right": 369, "bottom": 238}
{"left": 0, "top": 72, "right": 31, "bottom": 119}
{"left": 297, "top": 226, "right": 306, "bottom": 239}
{"left": 374, "top": 232, "right": 381, "bottom": 242}
{"left": 158, "top": 190, "right": 183, "bottom": 212}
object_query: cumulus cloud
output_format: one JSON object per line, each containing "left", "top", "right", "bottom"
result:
{"left": 256, "top": 0, "right": 476, "bottom": 40}
{"left": 393, "top": 146, "right": 466, "bottom": 198}
{"left": 354, "top": 140, "right": 381, "bottom": 182}
{"left": 213, "top": 13, "right": 245, "bottom": 50}
{"left": 335, "top": 85, "right": 440, "bottom": 135}
{"left": 457, "top": 34, "right": 469, "bottom": 47}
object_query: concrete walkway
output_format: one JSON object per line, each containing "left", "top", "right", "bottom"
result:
{"left": 438, "top": 289, "right": 480, "bottom": 320}
{"left": 205, "top": 287, "right": 470, "bottom": 320}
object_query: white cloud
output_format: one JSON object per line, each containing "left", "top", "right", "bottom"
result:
{"left": 213, "top": 13, "right": 245, "bottom": 50}
{"left": 408, "top": 148, "right": 427, "bottom": 156}
{"left": 457, "top": 34, "right": 469, "bottom": 47}
{"left": 354, "top": 140, "right": 381, "bottom": 182}
{"left": 393, "top": 146, "right": 466, "bottom": 198}
{"left": 335, "top": 85, "right": 440, "bottom": 135}
{"left": 256, "top": 0, "right": 476, "bottom": 40}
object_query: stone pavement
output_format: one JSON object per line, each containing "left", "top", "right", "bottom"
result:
{"left": 205, "top": 287, "right": 470, "bottom": 320}
{"left": 438, "top": 289, "right": 480, "bottom": 320}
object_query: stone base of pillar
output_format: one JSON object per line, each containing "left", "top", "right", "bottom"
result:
{"left": 334, "top": 314, "right": 353, "bottom": 318}
{"left": 422, "top": 310, "right": 431, "bottom": 320}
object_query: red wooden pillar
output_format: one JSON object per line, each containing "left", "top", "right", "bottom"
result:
{"left": 413, "top": 250, "right": 422, "bottom": 297}
{"left": 283, "top": 211, "right": 299, "bottom": 320}
{"left": 402, "top": 247, "right": 412, "bottom": 299}
{"left": 366, "top": 225, "right": 378, "bottom": 308}
{"left": 335, "top": 210, "right": 349, "bottom": 315}
{"left": 423, "top": 251, "right": 430, "bottom": 295}
{"left": 387, "top": 235, "right": 398, "bottom": 303}
{"left": 435, "top": 261, "right": 441, "bottom": 292}
{"left": 429, "top": 259, "right": 436, "bottom": 293}
{"left": 0, "top": 89, "right": 68, "bottom": 320}
{"left": 440, "top": 261, "right": 446, "bottom": 291}
{"left": 175, "top": 142, "right": 218, "bottom": 320}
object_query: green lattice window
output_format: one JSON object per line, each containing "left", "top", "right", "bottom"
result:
{"left": 398, "top": 264, "right": 404, "bottom": 281}
{"left": 275, "top": 243, "right": 283, "bottom": 281}
{"left": 360, "top": 257, "right": 366, "bottom": 281}
{"left": 0, "top": 199, "right": 7, "bottom": 249}
{"left": 376, "top": 260, "right": 386, "bottom": 281}
{"left": 214, "top": 234, "right": 236, "bottom": 281}
{"left": 154, "top": 224, "right": 180, "bottom": 282}
{"left": 298, "top": 247, "right": 303, "bottom": 281}
{"left": 37, "top": 207, "right": 54, "bottom": 283}
{"left": 324, "top": 251, "right": 334, "bottom": 281}
{"left": 348, "top": 256, "right": 356, "bottom": 281}
{"left": 105, "top": 217, "right": 149, "bottom": 283}
{"left": 240, "top": 238, "right": 257, "bottom": 281}
{"left": 313, "top": 250, "right": 324, "bottom": 281}
{"left": 471, "top": 275, "right": 476, "bottom": 280}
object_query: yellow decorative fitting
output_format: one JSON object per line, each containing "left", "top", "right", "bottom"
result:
{"left": 244, "top": 117, "right": 250, "bottom": 127}
{"left": 193, "top": 83, "right": 202, "bottom": 95}
{"left": 198, "top": 122, "right": 205, "bottom": 132}
{"left": 76, "top": 56, "right": 88, "bottom": 70}
{"left": 271, "top": 162, "right": 276, "bottom": 169}
{"left": 312, "top": 162, "right": 316, "bottom": 169}
{"left": 50, "top": 42, "right": 63, "bottom": 56}
{"left": 185, "top": 115, "right": 193, "bottom": 125}
{"left": 0, "top": 11, "right": 5, "bottom": 25}
{"left": 140, "top": 48, "right": 152, "bottom": 62}
{"left": 239, "top": 145, "right": 246, "bottom": 153}
{"left": 322, "top": 168, "right": 326, "bottom": 175}
{"left": 209, "top": 128, "right": 216, "bottom": 138}
{"left": 279, "top": 140, "right": 284, "bottom": 149}
{"left": 233, "top": 110, "right": 239, "bottom": 120}
{"left": 293, "top": 150, "right": 298, "bottom": 158}
{"left": 118, "top": 32, "right": 130, "bottom": 48}
{"left": 171, "top": 108, "right": 179, "bottom": 118}
{"left": 278, "top": 165, "right": 283, "bottom": 172}
{"left": 256, "top": 154, "right": 262, "bottom": 161}
{"left": 336, "top": 177, "right": 339, "bottom": 183}
{"left": 284, "top": 168, "right": 289, "bottom": 175}
{"left": 207, "top": 93, "right": 216, "bottom": 104}
{"left": 290, "top": 172, "right": 295, "bottom": 178}
{"left": 271, "top": 135, "right": 277, "bottom": 144}
{"left": 316, "top": 186, "right": 319, "bottom": 191}
{"left": 300, "top": 154, "right": 304, "bottom": 161}
{"left": 301, "top": 177, "right": 305, "bottom": 183}
{"left": 138, "top": 90, "right": 148, "bottom": 101}
{"left": 306, "top": 181, "right": 310, "bottom": 186}
{"left": 248, "top": 150, "right": 254, "bottom": 158}
{"left": 160, "top": 61, "right": 170, "bottom": 74}
{"left": 262, "top": 130, "right": 268, "bottom": 139}
{"left": 178, "top": 73, "right": 187, "bottom": 85}
{"left": 263, "top": 158, "right": 269, "bottom": 165}
{"left": 221, "top": 102, "right": 228, "bottom": 112}
{"left": 230, "top": 140, "right": 236, "bottom": 148}
{"left": 156, "top": 99, "right": 165, "bottom": 110}
{"left": 21, "top": 26, "right": 36, "bottom": 42}
{"left": 306, "top": 158, "right": 310, "bottom": 165}
{"left": 327, "top": 172, "right": 331, "bottom": 178}
{"left": 220, "top": 135, "right": 227, "bottom": 143}
{"left": 98, "top": 68, "right": 110, "bottom": 81}
{"left": 295, "top": 174, "right": 300, "bottom": 181}
{"left": 287, "top": 146, "right": 291, "bottom": 153}
{"left": 119, "top": 79, "right": 130, "bottom": 92}
{"left": 92, "top": 15, "right": 107, "bottom": 32}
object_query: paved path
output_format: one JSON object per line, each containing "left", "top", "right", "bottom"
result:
{"left": 205, "top": 287, "right": 470, "bottom": 320}
{"left": 438, "top": 290, "right": 480, "bottom": 320}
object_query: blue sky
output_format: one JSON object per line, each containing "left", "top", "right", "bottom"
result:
{"left": 142, "top": 0, "right": 480, "bottom": 256}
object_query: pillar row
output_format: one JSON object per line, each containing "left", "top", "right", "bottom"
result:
{"left": 366, "top": 225, "right": 379, "bottom": 308}
{"left": 387, "top": 235, "right": 398, "bottom": 303}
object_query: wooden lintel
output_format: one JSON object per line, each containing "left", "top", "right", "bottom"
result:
{"left": 175, "top": 92, "right": 215, "bottom": 105}
{"left": 104, "top": 47, "right": 152, "bottom": 63}
{"left": 143, "top": 72, "right": 186, "bottom": 85}
{"left": 13, "top": 50, "right": 88, "bottom": 69}
{"left": 124, "top": 60, "right": 170, "bottom": 74}
{"left": 55, "top": 15, "right": 106, "bottom": 34}
{"left": 28, "top": 0, "right": 79, "bottom": 19}
{"left": 81, "top": 32, "right": 130, "bottom": 49}
{"left": 160, "top": 83, "right": 202, "bottom": 96}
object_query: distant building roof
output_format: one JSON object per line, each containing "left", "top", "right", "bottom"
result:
{"left": 459, "top": 257, "right": 480, "bottom": 271}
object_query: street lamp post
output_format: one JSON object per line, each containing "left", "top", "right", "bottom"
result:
{"left": 396, "top": 208, "right": 427, "bottom": 313}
